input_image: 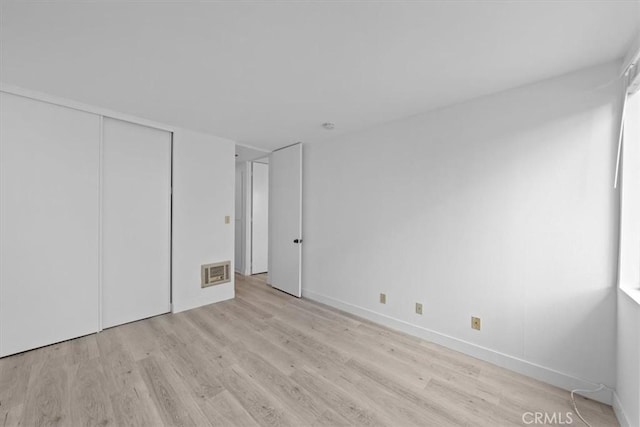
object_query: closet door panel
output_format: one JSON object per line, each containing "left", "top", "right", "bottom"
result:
{"left": 102, "top": 118, "right": 171, "bottom": 329}
{"left": 0, "top": 92, "right": 100, "bottom": 357}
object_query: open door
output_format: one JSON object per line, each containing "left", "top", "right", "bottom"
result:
{"left": 268, "top": 143, "right": 302, "bottom": 297}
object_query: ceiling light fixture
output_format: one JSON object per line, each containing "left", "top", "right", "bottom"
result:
{"left": 322, "top": 122, "right": 335, "bottom": 130}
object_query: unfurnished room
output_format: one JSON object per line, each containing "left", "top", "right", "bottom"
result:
{"left": 1, "top": 1, "right": 640, "bottom": 426}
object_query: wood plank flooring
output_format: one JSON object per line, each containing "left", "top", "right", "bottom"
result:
{"left": 0, "top": 273, "right": 618, "bottom": 426}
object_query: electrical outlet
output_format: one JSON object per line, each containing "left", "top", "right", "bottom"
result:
{"left": 380, "top": 293, "right": 386, "bottom": 304}
{"left": 471, "top": 316, "right": 481, "bottom": 330}
{"left": 225, "top": 215, "right": 231, "bottom": 224}
{"left": 415, "top": 303, "right": 423, "bottom": 315}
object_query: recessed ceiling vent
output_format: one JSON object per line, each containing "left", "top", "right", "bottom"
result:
{"left": 201, "top": 261, "right": 230, "bottom": 288}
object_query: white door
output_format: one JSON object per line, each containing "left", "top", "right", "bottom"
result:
{"left": 251, "top": 161, "right": 269, "bottom": 274}
{"left": 0, "top": 92, "right": 100, "bottom": 357}
{"left": 102, "top": 118, "right": 172, "bottom": 329}
{"left": 268, "top": 144, "right": 302, "bottom": 297}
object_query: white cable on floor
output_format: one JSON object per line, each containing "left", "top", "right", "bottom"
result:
{"left": 570, "top": 384, "right": 613, "bottom": 427}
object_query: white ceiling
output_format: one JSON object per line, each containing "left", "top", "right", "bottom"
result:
{"left": 1, "top": 1, "right": 639, "bottom": 151}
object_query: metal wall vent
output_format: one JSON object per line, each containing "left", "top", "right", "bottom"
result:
{"left": 201, "top": 261, "right": 230, "bottom": 288}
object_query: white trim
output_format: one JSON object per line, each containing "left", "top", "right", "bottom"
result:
{"left": 613, "top": 392, "right": 632, "bottom": 427}
{"left": 303, "top": 289, "right": 614, "bottom": 405}
{"left": 0, "top": 83, "right": 175, "bottom": 133}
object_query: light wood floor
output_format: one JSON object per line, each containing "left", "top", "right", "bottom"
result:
{"left": 0, "top": 273, "right": 618, "bottom": 426}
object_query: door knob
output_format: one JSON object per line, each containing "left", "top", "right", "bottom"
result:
{"left": 293, "top": 239, "right": 303, "bottom": 244}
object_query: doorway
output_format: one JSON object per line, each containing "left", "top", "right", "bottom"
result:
{"left": 235, "top": 145, "right": 270, "bottom": 277}
{"left": 234, "top": 143, "right": 303, "bottom": 297}
{"left": 250, "top": 159, "right": 269, "bottom": 274}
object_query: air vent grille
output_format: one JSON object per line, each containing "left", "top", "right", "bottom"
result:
{"left": 201, "top": 261, "right": 231, "bottom": 288}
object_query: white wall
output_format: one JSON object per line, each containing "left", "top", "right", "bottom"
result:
{"left": 616, "top": 292, "right": 640, "bottom": 426}
{"left": 172, "top": 129, "right": 236, "bottom": 312}
{"left": 615, "top": 87, "right": 640, "bottom": 427}
{"left": 618, "top": 91, "right": 640, "bottom": 290}
{"left": 303, "top": 62, "right": 621, "bottom": 403}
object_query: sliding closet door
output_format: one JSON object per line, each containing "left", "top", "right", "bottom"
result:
{"left": 102, "top": 118, "right": 171, "bottom": 329}
{"left": 0, "top": 92, "right": 100, "bottom": 357}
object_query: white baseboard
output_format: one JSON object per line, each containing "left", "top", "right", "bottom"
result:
{"left": 613, "top": 392, "right": 632, "bottom": 427}
{"left": 303, "top": 289, "right": 613, "bottom": 406}
{"left": 173, "top": 282, "right": 235, "bottom": 314}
